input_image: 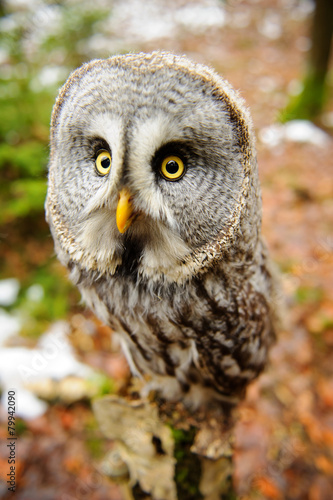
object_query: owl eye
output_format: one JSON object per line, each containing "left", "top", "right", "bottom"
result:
{"left": 95, "top": 150, "right": 111, "bottom": 176}
{"left": 160, "top": 155, "right": 185, "bottom": 181}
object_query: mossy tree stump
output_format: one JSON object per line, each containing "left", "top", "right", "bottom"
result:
{"left": 93, "top": 393, "right": 236, "bottom": 500}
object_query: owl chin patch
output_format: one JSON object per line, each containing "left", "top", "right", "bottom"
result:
{"left": 114, "top": 235, "right": 144, "bottom": 279}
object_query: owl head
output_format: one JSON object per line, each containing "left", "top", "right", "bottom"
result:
{"left": 46, "top": 51, "right": 261, "bottom": 285}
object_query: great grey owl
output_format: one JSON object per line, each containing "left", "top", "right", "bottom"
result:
{"left": 46, "top": 51, "right": 279, "bottom": 408}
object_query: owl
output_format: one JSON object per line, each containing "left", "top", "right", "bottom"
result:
{"left": 46, "top": 51, "right": 279, "bottom": 409}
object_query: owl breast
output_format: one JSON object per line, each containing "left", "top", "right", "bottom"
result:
{"left": 77, "top": 247, "right": 275, "bottom": 407}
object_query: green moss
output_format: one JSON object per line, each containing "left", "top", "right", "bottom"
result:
{"left": 294, "top": 285, "right": 324, "bottom": 305}
{"left": 89, "top": 373, "right": 115, "bottom": 398}
{"left": 15, "top": 418, "right": 28, "bottom": 436}
{"left": 280, "top": 71, "right": 330, "bottom": 123}
{"left": 171, "top": 427, "right": 204, "bottom": 500}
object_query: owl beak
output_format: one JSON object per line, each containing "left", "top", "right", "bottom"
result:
{"left": 116, "top": 188, "right": 135, "bottom": 234}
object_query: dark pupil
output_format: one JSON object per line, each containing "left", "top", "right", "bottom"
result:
{"left": 166, "top": 160, "right": 179, "bottom": 174}
{"left": 101, "top": 156, "right": 110, "bottom": 169}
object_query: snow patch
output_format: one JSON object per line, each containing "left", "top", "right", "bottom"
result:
{"left": 259, "top": 120, "right": 330, "bottom": 148}
{"left": 105, "top": 0, "right": 226, "bottom": 43}
{"left": 0, "top": 322, "right": 95, "bottom": 419}
{"left": 0, "top": 309, "right": 21, "bottom": 346}
{"left": 0, "top": 278, "right": 20, "bottom": 306}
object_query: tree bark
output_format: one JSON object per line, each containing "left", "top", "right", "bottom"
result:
{"left": 309, "top": 0, "right": 333, "bottom": 79}
{"left": 282, "top": 0, "right": 333, "bottom": 121}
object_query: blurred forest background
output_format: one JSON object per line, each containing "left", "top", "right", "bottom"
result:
{"left": 0, "top": 0, "right": 332, "bottom": 499}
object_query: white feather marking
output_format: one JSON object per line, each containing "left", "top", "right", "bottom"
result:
{"left": 118, "top": 336, "right": 142, "bottom": 378}
{"left": 76, "top": 209, "right": 122, "bottom": 273}
{"left": 127, "top": 113, "right": 187, "bottom": 226}
{"left": 79, "top": 287, "right": 110, "bottom": 325}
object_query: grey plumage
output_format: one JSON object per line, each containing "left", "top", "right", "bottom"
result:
{"left": 46, "top": 51, "right": 279, "bottom": 408}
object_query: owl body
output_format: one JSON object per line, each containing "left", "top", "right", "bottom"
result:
{"left": 46, "top": 52, "right": 278, "bottom": 407}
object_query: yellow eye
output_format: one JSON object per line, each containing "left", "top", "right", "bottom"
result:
{"left": 95, "top": 150, "right": 111, "bottom": 176}
{"left": 160, "top": 156, "right": 185, "bottom": 181}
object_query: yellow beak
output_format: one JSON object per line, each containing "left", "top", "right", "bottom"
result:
{"left": 116, "top": 188, "right": 134, "bottom": 234}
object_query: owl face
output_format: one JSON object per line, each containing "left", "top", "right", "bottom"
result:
{"left": 47, "top": 52, "right": 256, "bottom": 283}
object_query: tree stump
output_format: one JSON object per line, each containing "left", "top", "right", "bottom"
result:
{"left": 92, "top": 388, "right": 236, "bottom": 500}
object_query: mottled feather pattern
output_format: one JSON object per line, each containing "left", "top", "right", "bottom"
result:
{"left": 46, "top": 51, "right": 279, "bottom": 408}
